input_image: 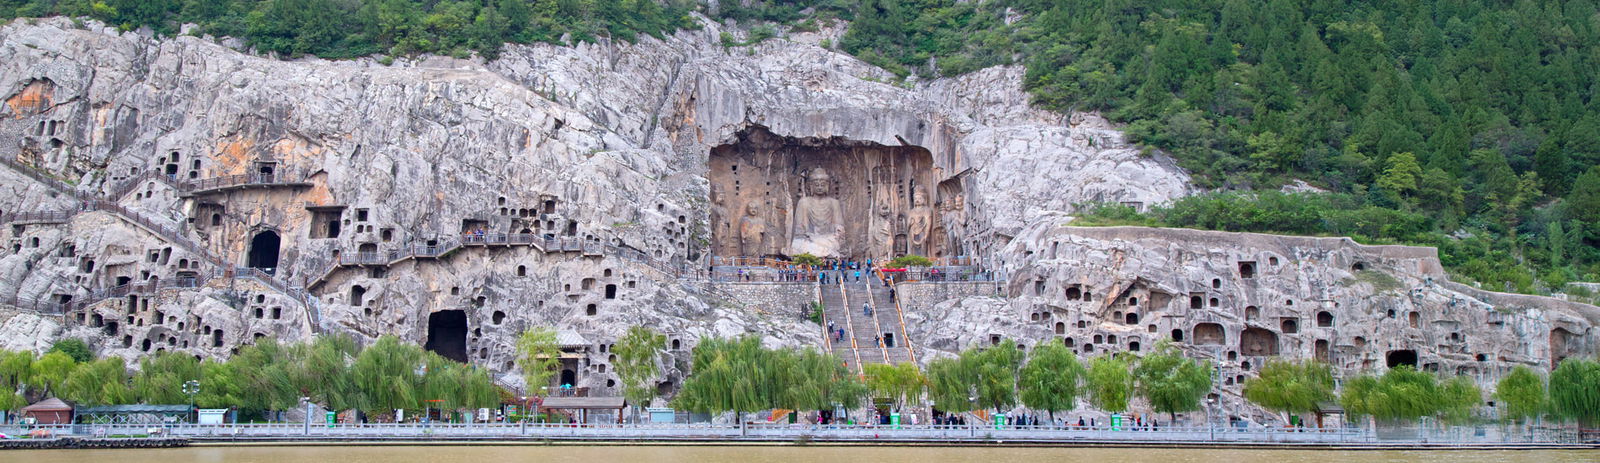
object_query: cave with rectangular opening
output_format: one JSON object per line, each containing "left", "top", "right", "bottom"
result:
{"left": 1386, "top": 349, "right": 1418, "bottom": 368}
{"left": 707, "top": 126, "right": 959, "bottom": 261}
{"left": 425, "top": 310, "right": 469, "bottom": 363}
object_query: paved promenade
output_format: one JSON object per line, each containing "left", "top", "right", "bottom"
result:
{"left": 4, "top": 423, "right": 1593, "bottom": 449}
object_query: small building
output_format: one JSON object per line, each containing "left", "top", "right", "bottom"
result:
{"left": 539, "top": 396, "right": 625, "bottom": 424}
{"left": 76, "top": 404, "right": 194, "bottom": 424}
{"left": 20, "top": 398, "right": 73, "bottom": 425}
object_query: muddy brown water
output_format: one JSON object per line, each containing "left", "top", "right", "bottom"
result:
{"left": 6, "top": 445, "right": 1598, "bottom": 463}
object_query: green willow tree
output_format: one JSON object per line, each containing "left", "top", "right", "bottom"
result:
{"left": 351, "top": 335, "right": 423, "bottom": 419}
{"left": 969, "top": 342, "right": 1024, "bottom": 412}
{"left": 1243, "top": 360, "right": 1334, "bottom": 424}
{"left": 1340, "top": 366, "right": 1479, "bottom": 423}
{"left": 516, "top": 326, "right": 562, "bottom": 395}
{"left": 674, "top": 336, "right": 765, "bottom": 418}
{"left": 1018, "top": 342, "right": 1084, "bottom": 420}
{"left": 865, "top": 361, "right": 926, "bottom": 414}
{"left": 925, "top": 355, "right": 974, "bottom": 413}
{"left": 133, "top": 351, "right": 202, "bottom": 404}
{"left": 613, "top": 326, "right": 667, "bottom": 418}
{"left": 1086, "top": 353, "right": 1135, "bottom": 414}
{"left": 1133, "top": 342, "right": 1213, "bottom": 422}
{"left": 675, "top": 336, "right": 864, "bottom": 421}
{"left": 1493, "top": 366, "right": 1546, "bottom": 425}
{"left": 231, "top": 338, "right": 301, "bottom": 417}
{"left": 60, "top": 358, "right": 133, "bottom": 406}
{"left": 29, "top": 351, "right": 76, "bottom": 399}
{"left": 1549, "top": 357, "right": 1600, "bottom": 427}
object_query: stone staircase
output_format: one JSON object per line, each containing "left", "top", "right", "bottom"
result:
{"left": 844, "top": 279, "right": 888, "bottom": 367}
{"left": 868, "top": 272, "right": 916, "bottom": 365}
{"left": 1, "top": 155, "right": 324, "bottom": 328}
{"left": 817, "top": 274, "right": 864, "bottom": 375}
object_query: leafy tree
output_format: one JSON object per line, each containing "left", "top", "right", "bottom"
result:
{"left": 1133, "top": 342, "right": 1213, "bottom": 421}
{"left": 673, "top": 336, "right": 765, "bottom": 416}
{"left": 61, "top": 358, "right": 133, "bottom": 406}
{"left": 351, "top": 335, "right": 422, "bottom": 418}
{"left": 48, "top": 338, "right": 93, "bottom": 363}
{"left": 1493, "top": 366, "right": 1546, "bottom": 424}
{"left": 792, "top": 253, "right": 823, "bottom": 267}
{"left": 196, "top": 359, "right": 243, "bottom": 409}
{"left": 968, "top": 342, "right": 1023, "bottom": 412}
{"left": 231, "top": 338, "right": 301, "bottom": 414}
{"left": 1549, "top": 357, "right": 1600, "bottom": 427}
{"left": 133, "top": 351, "right": 201, "bottom": 404}
{"left": 613, "top": 326, "right": 667, "bottom": 415}
{"left": 1086, "top": 353, "right": 1134, "bottom": 414}
{"left": 767, "top": 347, "right": 866, "bottom": 413}
{"left": 1340, "top": 366, "right": 1478, "bottom": 422}
{"left": 29, "top": 350, "right": 77, "bottom": 398}
{"left": 516, "top": 326, "right": 562, "bottom": 394}
{"left": 864, "top": 361, "right": 925, "bottom": 413}
{"left": 1018, "top": 342, "right": 1084, "bottom": 420}
{"left": 888, "top": 254, "right": 933, "bottom": 268}
{"left": 293, "top": 335, "right": 358, "bottom": 411}
{"left": 0, "top": 349, "right": 33, "bottom": 392}
{"left": 925, "top": 355, "right": 974, "bottom": 413}
{"left": 1243, "top": 360, "right": 1335, "bottom": 423}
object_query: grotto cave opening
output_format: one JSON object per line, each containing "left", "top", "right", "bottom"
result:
{"left": 425, "top": 310, "right": 469, "bottom": 363}
{"left": 247, "top": 230, "right": 281, "bottom": 274}
{"left": 707, "top": 126, "right": 963, "bottom": 261}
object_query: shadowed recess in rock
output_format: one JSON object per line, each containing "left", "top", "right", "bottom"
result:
{"left": 707, "top": 126, "right": 963, "bottom": 261}
{"left": 425, "top": 310, "right": 468, "bottom": 363}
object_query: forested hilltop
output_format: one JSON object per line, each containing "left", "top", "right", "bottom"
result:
{"left": 4, "top": 0, "right": 1599, "bottom": 294}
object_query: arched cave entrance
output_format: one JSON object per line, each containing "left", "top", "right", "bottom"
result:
{"left": 1193, "top": 323, "right": 1225, "bottom": 345}
{"left": 1386, "top": 349, "right": 1418, "bottom": 368}
{"left": 706, "top": 126, "right": 961, "bottom": 260}
{"left": 247, "top": 230, "right": 281, "bottom": 274}
{"left": 424, "top": 310, "right": 468, "bottom": 363}
{"left": 560, "top": 369, "right": 576, "bottom": 388}
{"left": 1549, "top": 328, "right": 1576, "bottom": 368}
{"left": 1239, "top": 327, "right": 1279, "bottom": 356}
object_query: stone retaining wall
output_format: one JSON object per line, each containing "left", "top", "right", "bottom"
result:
{"left": 711, "top": 282, "right": 818, "bottom": 318}
{"left": 0, "top": 437, "right": 189, "bottom": 450}
{"left": 896, "top": 281, "right": 1007, "bottom": 312}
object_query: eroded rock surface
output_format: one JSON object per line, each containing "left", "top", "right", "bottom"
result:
{"left": 0, "top": 16, "right": 1591, "bottom": 418}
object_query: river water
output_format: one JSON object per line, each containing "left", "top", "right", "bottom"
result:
{"left": 6, "top": 445, "right": 1597, "bottom": 463}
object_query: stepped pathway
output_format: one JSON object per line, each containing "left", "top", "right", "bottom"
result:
{"left": 818, "top": 273, "right": 864, "bottom": 375}
{"left": 868, "top": 271, "right": 916, "bottom": 365}
{"left": 0, "top": 156, "right": 322, "bottom": 325}
{"left": 841, "top": 272, "right": 888, "bottom": 369}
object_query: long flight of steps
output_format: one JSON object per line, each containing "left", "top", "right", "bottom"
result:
{"left": 815, "top": 269, "right": 921, "bottom": 374}
{"left": 866, "top": 273, "right": 915, "bottom": 365}
{"left": 843, "top": 280, "right": 888, "bottom": 367}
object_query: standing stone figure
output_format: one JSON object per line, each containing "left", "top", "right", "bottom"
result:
{"left": 789, "top": 167, "right": 845, "bottom": 257}
{"left": 738, "top": 202, "right": 768, "bottom": 257}
{"left": 907, "top": 189, "right": 933, "bottom": 256}
{"left": 870, "top": 201, "right": 894, "bottom": 260}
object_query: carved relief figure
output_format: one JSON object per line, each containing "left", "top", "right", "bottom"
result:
{"left": 870, "top": 201, "right": 894, "bottom": 260}
{"left": 738, "top": 203, "right": 768, "bottom": 257}
{"left": 907, "top": 189, "right": 933, "bottom": 256}
{"left": 789, "top": 167, "right": 846, "bottom": 257}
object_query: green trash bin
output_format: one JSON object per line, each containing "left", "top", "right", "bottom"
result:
{"left": 891, "top": 412, "right": 901, "bottom": 429}
{"left": 1110, "top": 413, "right": 1122, "bottom": 431}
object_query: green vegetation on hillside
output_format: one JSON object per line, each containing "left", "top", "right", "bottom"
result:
{"left": 0, "top": 0, "right": 697, "bottom": 58}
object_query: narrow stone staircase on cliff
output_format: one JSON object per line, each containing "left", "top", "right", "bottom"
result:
{"left": 868, "top": 273, "right": 916, "bottom": 365}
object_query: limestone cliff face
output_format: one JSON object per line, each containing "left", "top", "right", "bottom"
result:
{"left": 902, "top": 217, "right": 1600, "bottom": 423}
{"left": 0, "top": 15, "right": 1591, "bottom": 416}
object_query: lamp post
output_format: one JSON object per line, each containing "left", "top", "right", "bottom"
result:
{"left": 181, "top": 380, "right": 200, "bottom": 424}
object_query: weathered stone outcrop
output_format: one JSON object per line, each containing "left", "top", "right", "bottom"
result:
{"left": 901, "top": 218, "right": 1600, "bottom": 423}
{"left": 0, "top": 15, "right": 1591, "bottom": 419}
